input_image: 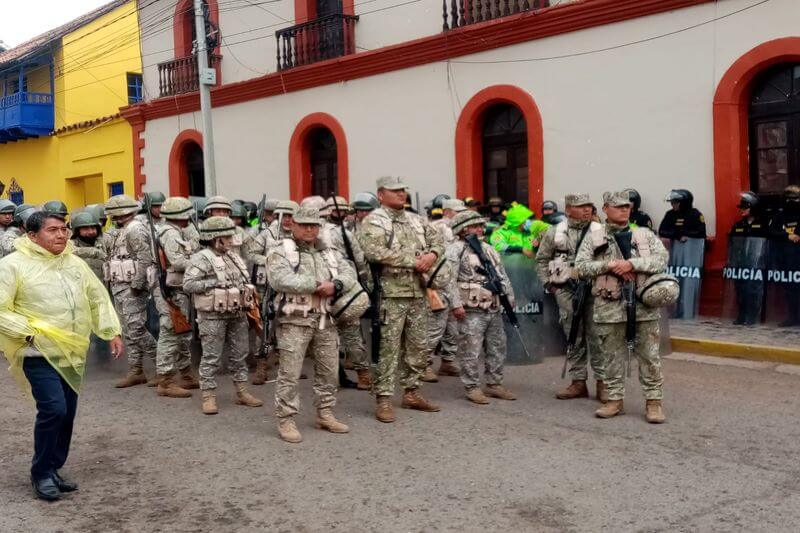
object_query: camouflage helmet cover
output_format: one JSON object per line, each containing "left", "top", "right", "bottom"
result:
{"left": 200, "top": 216, "right": 237, "bottom": 240}
{"left": 105, "top": 194, "right": 140, "bottom": 217}
{"left": 161, "top": 197, "right": 194, "bottom": 220}
{"left": 203, "top": 195, "right": 232, "bottom": 214}
{"left": 637, "top": 274, "right": 680, "bottom": 308}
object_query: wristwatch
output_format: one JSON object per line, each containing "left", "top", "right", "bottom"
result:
{"left": 333, "top": 279, "right": 344, "bottom": 298}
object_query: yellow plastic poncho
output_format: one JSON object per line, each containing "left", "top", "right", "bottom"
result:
{"left": 0, "top": 236, "right": 121, "bottom": 394}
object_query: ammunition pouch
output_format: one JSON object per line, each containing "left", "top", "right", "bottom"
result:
{"left": 459, "top": 282, "right": 498, "bottom": 310}
{"left": 105, "top": 258, "right": 137, "bottom": 283}
{"left": 547, "top": 254, "right": 573, "bottom": 286}
{"left": 194, "top": 284, "right": 256, "bottom": 313}
{"left": 592, "top": 274, "right": 622, "bottom": 300}
{"left": 281, "top": 293, "right": 326, "bottom": 318}
{"left": 166, "top": 270, "right": 184, "bottom": 287}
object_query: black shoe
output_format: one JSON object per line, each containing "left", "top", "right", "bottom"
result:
{"left": 53, "top": 471, "right": 78, "bottom": 492}
{"left": 778, "top": 320, "right": 799, "bottom": 328}
{"left": 31, "top": 476, "right": 61, "bottom": 501}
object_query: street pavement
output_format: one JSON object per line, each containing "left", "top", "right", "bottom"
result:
{"left": 2, "top": 353, "right": 800, "bottom": 532}
{"left": 670, "top": 317, "right": 800, "bottom": 349}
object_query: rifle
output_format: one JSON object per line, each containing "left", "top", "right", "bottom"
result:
{"left": 368, "top": 262, "right": 383, "bottom": 364}
{"left": 561, "top": 223, "right": 592, "bottom": 379}
{"left": 143, "top": 194, "right": 192, "bottom": 334}
{"left": 259, "top": 210, "right": 283, "bottom": 358}
{"left": 251, "top": 194, "right": 267, "bottom": 285}
{"left": 614, "top": 230, "right": 636, "bottom": 378}
{"left": 465, "top": 233, "right": 532, "bottom": 361}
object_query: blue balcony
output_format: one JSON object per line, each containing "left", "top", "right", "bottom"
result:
{"left": 0, "top": 92, "right": 54, "bottom": 142}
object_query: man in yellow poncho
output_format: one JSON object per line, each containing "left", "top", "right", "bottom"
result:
{"left": 0, "top": 211, "right": 123, "bottom": 501}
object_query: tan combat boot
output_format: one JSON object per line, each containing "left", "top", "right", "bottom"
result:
{"left": 420, "top": 366, "right": 439, "bottom": 383}
{"left": 484, "top": 384, "right": 516, "bottom": 401}
{"left": 376, "top": 396, "right": 395, "bottom": 423}
{"left": 401, "top": 389, "right": 441, "bottom": 412}
{"left": 315, "top": 408, "right": 350, "bottom": 433}
{"left": 356, "top": 369, "right": 372, "bottom": 391}
{"left": 115, "top": 366, "right": 148, "bottom": 388}
{"left": 234, "top": 382, "right": 264, "bottom": 407}
{"left": 556, "top": 380, "right": 589, "bottom": 400}
{"left": 595, "top": 399, "right": 624, "bottom": 419}
{"left": 596, "top": 380, "right": 608, "bottom": 404}
{"left": 438, "top": 360, "right": 460, "bottom": 377}
{"left": 645, "top": 400, "right": 666, "bottom": 424}
{"left": 202, "top": 390, "right": 218, "bottom": 415}
{"left": 156, "top": 374, "right": 191, "bottom": 398}
{"left": 251, "top": 358, "right": 270, "bottom": 386}
{"left": 278, "top": 417, "right": 302, "bottom": 443}
{"left": 178, "top": 367, "right": 199, "bottom": 390}
{"left": 465, "top": 387, "right": 490, "bottom": 405}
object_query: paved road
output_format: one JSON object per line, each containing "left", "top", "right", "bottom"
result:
{"left": 670, "top": 317, "right": 800, "bottom": 349}
{"left": 2, "top": 353, "right": 800, "bottom": 532}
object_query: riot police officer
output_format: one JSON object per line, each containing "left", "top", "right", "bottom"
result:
{"left": 729, "top": 192, "right": 768, "bottom": 326}
{"left": 658, "top": 189, "right": 706, "bottom": 240}
{"left": 625, "top": 189, "right": 654, "bottom": 230}
{"left": 769, "top": 185, "right": 800, "bottom": 327}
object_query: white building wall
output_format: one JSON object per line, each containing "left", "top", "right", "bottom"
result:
{"left": 141, "top": 0, "right": 798, "bottom": 235}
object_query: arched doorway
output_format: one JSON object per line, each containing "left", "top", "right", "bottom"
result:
{"left": 168, "top": 129, "right": 205, "bottom": 196}
{"left": 184, "top": 142, "right": 205, "bottom": 196}
{"left": 309, "top": 127, "right": 338, "bottom": 197}
{"left": 749, "top": 63, "right": 800, "bottom": 213}
{"left": 482, "top": 104, "right": 528, "bottom": 205}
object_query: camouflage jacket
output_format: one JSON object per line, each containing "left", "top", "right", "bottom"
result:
{"left": 267, "top": 239, "right": 356, "bottom": 327}
{"left": 72, "top": 238, "right": 107, "bottom": 280}
{"left": 431, "top": 218, "right": 455, "bottom": 246}
{"left": 157, "top": 222, "right": 199, "bottom": 290}
{"left": 246, "top": 219, "right": 291, "bottom": 265}
{"left": 0, "top": 226, "right": 23, "bottom": 257}
{"left": 108, "top": 218, "right": 153, "bottom": 293}
{"left": 183, "top": 247, "right": 250, "bottom": 318}
{"left": 447, "top": 237, "right": 514, "bottom": 313}
{"left": 320, "top": 221, "right": 371, "bottom": 291}
{"left": 575, "top": 223, "right": 668, "bottom": 323}
{"left": 359, "top": 206, "right": 444, "bottom": 298}
{"left": 535, "top": 219, "right": 597, "bottom": 291}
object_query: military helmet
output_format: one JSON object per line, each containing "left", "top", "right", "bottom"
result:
{"left": 144, "top": 191, "right": 166, "bottom": 206}
{"left": 203, "top": 195, "right": 232, "bottom": 214}
{"left": 784, "top": 185, "right": 800, "bottom": 200}
{"left": 451, "top": 210, "right": 487, "bottom": 234}
{"left": 0, "top": 199, "right": 17, "bottom": 214}
{"left": 264, "top": 199, "right": 279, "bottom": 212}
{"left": 637, "top": 274, "right": 680, "bottom": 308}
{"left": 300, "top": 195, "right": 326, "bottom": 211}
{"left": 71, "top": 211, "right": 101, "bottom": 230}
{"left": 14, "top": 204, "right": 37, "bottom": 227}
{"left": 161, "top": 197, "right": 194, "bottom": 220}
{"left": 200, "top": 216, "right": 237, "bottom": 240}
{"left": 230, "top": 203, "right": 248, "bottom": 219}
{"left": 293, "top": 206, "right": 324, "bottom": 226}
{"left": 541, "top": 200, "right": 558, "bottom": 212}
{"left": 331, "top": 286, "right": 370, "bottom": 323}
{"left": 43, "top": 200, "right": 68, "bottom": 217}
{"left": 275, "top": 200, "right": 299, "bottom": 215}
{"left": 353, "top": 192, "right": 379, "bottom": 211}
{"left": 488, "top": 196, "right": 503, "bottom": 207}
{"left": 105, "top": 194, "right": 140, "bottom": 218}
{"left": 738, "top": 191, "right": 759, "bottom": 209}
{"left": 625, "top": 189, "right": 642, "bottom": 211}
{"left": 324, "top": 196, "right": 349, "bottom": 210}
{"left": 85, "top": 204, "right": 106, "bottom": 223}
{"left": 431, "top": 194, "right": 450, "bottom": 210}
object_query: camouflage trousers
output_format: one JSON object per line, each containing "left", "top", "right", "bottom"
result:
{"left": 556, "top": 289, "right": 605, "bottom": 381}
{"left": 374, "top": 296, "right": 430, "bottom": 397}
{"left": 458, "top": 310, "right": 506, "bottom": 388}
{"left": 197, "top": 313, "right": 249, "bottom": 390}
{"left": 113, "top": 286, "right": 156, "bottom": 367}
{"left": 154, "top": 289, "right": 192, "bottom": 376}
{"left": 275, "top": 320, "right": 338, "bottom": 418}
{"left": 339, "top": 318, "right": 369, "bottom": 371}
{"left": 594, "top": 320, "right": 663, "bottom": 401}
{"left": 426, "top": 299, "right": 457, "bottom": 365}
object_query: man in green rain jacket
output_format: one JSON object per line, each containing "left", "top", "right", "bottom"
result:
{"left": 490, "top": 204, "right": 550, "bottom": 255}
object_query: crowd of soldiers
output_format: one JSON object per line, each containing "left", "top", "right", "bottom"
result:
{"left": 25, "top": 179, "right": 800, "bottom": 442}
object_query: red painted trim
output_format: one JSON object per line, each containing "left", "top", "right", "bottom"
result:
{"left": 168, "top": 129, "right": 204, "bottom": 197}
{"left": 702, "top": 37, "right": 800, "bottom": 315}
{"left": 123, "top": 0, "right": 713, "bottom": 122}
{"left": 294, "top": 0, "right": 355, "bottom": 24}
{"left": 174, "top": 0, "right": 220, "bottom": 57}
{"left": 123, "top": 106, "right": 147, "bottom": 196}
{"left": 288, "top": 113, "right": 349, "bottom": 201}
{"left": 455, "top": 84, "right": 543, "bottom": 211}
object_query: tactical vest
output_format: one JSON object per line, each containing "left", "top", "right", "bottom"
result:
{"left": 193, "top": 248, "right": 257, "bottom": 313}
{"left": 548, "top": 221, "right": 599, "bottom": 286}
{"left": 369, "top": 208, "right": 426, "bottom": 276}
{"left": 160, "top": 225, "right": 196, "bottom": 288}
{"left": 457, "top": 241, "right": 500, "bottom": 311}
{"left": 591, "top": 226, "right": 651, "bottom": 300}
{"left": 104, "top": 220, "right": 142, "bottom": 283}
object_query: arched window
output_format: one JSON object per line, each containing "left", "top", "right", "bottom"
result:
{"left": 749, "top": 64, "right": 800, "bottom": 207}
{"left": 482, "top": 104, "right": 528, "bottom": 205}
{"left": 309, "top": 128, "right": 338, "bottom": 197}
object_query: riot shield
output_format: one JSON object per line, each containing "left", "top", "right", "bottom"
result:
{"left": 665, "top": 238, "right": 705, "bottom": 319}
{"left": 501, "top": 254, "right": 565, "bottom": 365}
{"left": 722, "top": 236, "right": 767, "bottom": 325}
{"left": 764, "top": 239, "right": 800, "bottom": 325}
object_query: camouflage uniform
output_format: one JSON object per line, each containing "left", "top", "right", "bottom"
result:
{"left": 268, "top": 225, "right": 356, "bottom": 419}
{"left": 359, "top": 192, "right": 444, "bottom": 398}
{"left": 0, "top": 226, "right": 23, "bottom": 256}
{"left": 575, "top": 205, "right": 668, "bottom": 402}
{"left": 72, "top": 238, "right": 106, "bottom": 280}
{"left": 427, "top": 217, "right": 458, "bottom": 367}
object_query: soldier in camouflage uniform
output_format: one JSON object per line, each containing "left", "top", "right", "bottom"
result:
{"left": 104, "top": 195, "right": 159, "bottom": 388}
{"left": 0, "top": 200, "right": 17, "bottom": 256}
{"left": 203, "top": 196, "right": 254, "bottom": 261}
{"left": 352, "top": 193, "right": 379, "bottom": 233}
{"left": 70, "top": 211, "right": 106, "bottom": 280}
{"left": 150, "top": 197, "right": 202, "bottom": 399}
{"left": 359, "top": 176, "right": 445, "bottom": 423}
{"left": 0, "top": 204, "right": 36, "bottom": 256}
{"left": 182, "top": 216, "right": 263, "bottom": 415}
{"left": 448, "top": 210, "right": 517, "bottom": 404}
{"left": 535, "top": 194, "right": 607, "bottom": 402}
{"left": 268, "top": 206, "right": 356, "bottom": 443}
{"left": 135, "top": 191, "right": 166, "bottom": 228}
{"left": 575, "top": 191, "right": 669, "bottom": 423}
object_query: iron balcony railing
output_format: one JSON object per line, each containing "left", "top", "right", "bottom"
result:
{"left": 276, "top": 13, "right": 359, "bottom": 71}
{"left": 157, "top": 53, "right": 222, "bottom": 97}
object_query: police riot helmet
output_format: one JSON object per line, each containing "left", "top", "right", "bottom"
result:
{"left": 230, "top": 203, "right": 248, "bottom": 220}
{"left": 161, "top": 197, "right": 194, "bottom": 220}
{"left": 737, "top": 191, "right": 759, "bottom": 209}
{"left": 242, "top": 201, "right": 258, "bottom": 220}
{"left": 0, "top": 199, "right": 17, "bottom": 214}
{"left": 488, "top": 196, "right": 503, "bottom": 207}
{"left": 353, "top": 192, "right": 379, "bottom": 212}
{"left": 541, "top": 200, "right": 558, "bottom": 213}
{"left": 665, "top": 189, "right": 694, "bottom": 206}
{"left": 43, "top": 200, "right": 68, "bottom": 217}
{"left": 637, "top": 274, "right": 680, "bottom": 308}
{"left": 431, "top": 194, "right": 450, "bottom": 210}
{"left": 70, "top": 211, "right": 101, "bottom": 230}
{"left": 784, "top": 185, "right": 800, "bottom": 201}
{"left": 624, "top": 189, "right": 642, "bottom": 211}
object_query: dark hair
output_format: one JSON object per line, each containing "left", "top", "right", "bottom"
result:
{"left": 26, "top": 211, "right": 66, "bottom": 233}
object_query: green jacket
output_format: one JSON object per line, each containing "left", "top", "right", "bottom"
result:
{"left": 489, "top": 204, "right": 550, "bottom": 253}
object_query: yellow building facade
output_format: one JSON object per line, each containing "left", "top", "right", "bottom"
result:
{"left": 0, "top": 0, "right": 142, "bottom": 209}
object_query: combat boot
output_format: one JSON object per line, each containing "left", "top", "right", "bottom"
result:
{"left": 401, "top": 389, "right": 441, "bottom": 412}
{"left": 278, "top": 417, "right": 302, "bottom": 443}
{"left": 420, "top": 366, "right": 439, "bottom": 383}
{"left": 156, "top": 374, "right": 191, "bottom": 398}
{"left": 595, "top": 399, "right": 624, "bottom": 419}
{"left": 251, "top": 358, "right": 270, "bottom": 386}
{"left": 234, "top": 382, "right": 264, "bottom": 407}
{"left": 375, "top": 396, "right": 395, "bottom": 423}
{"left": 202, "top": 390, "right": 218, "bottom": 415}
{"left": 356, "top": 369, "right": 372, "bottom": 391}
{"left": 484, "top": 384, "right": 516, "bottom": 400}
{"left": 147, "top": 374, "right": 159, "bottom": 388}
{"left": 556, "top": 380, "right": 589, "bottom": 400}
{"left": 465, "top": 387, "right": 490, "bottom": 405}
{"left": 645, "top": 400, "right": 666, "bottom": 424}
{"left": 115, "top": 366, "right": 148, "bottom": 388}
{"left": 438, "top": 360, "right": 460, "bottom": 377}
{"left": 315, "top": 408, "right": 350, "bottom": 433}
{"left": 596, "top": 380, "right": 608, "bottom": 404}
{"left": 179, "top": 367, "right": 200, "bottom": 390}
